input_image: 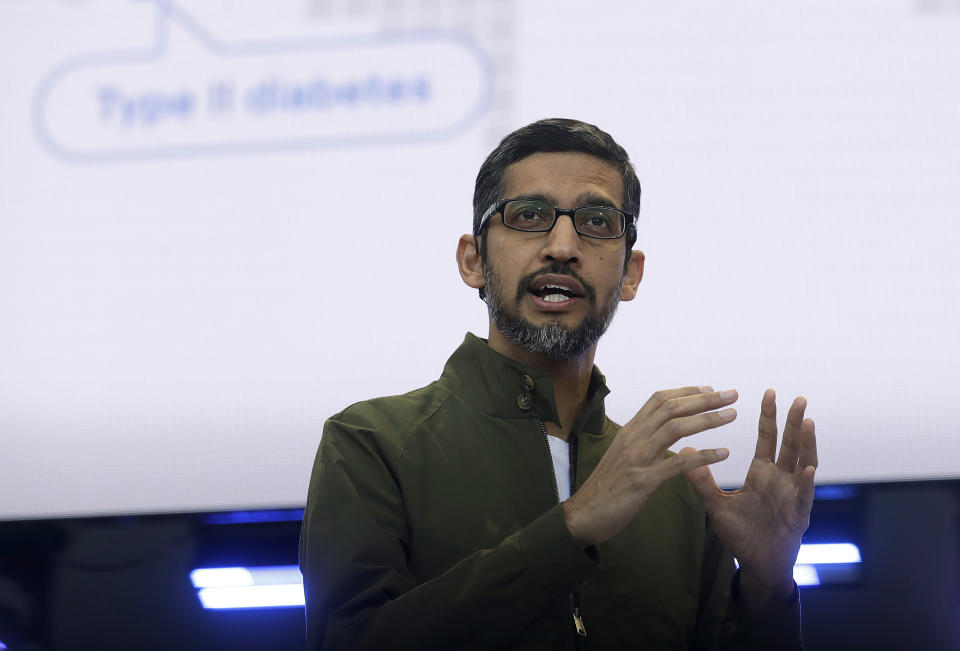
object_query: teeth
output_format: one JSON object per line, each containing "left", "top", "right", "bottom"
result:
{"left": 542, "top": 293, "right": 570, "bottom": 303}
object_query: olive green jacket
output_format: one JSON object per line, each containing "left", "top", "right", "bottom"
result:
{"left": 300, "top": 333, "right": 802, "bottom": 650}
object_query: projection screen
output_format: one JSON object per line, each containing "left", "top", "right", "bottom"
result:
{"left": 1, "top": 0, "right": 958, "bottom": 520}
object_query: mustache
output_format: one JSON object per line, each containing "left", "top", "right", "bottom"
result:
{"left": 515, "top": 262, "right": 597, "bottom": 304}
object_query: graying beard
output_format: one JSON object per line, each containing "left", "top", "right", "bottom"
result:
{"left": 483, "top": 266, "right": 622, "bottom": 361}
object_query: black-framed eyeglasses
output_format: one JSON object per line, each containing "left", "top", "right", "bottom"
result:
{"left": 476, "top": 198, "right": 636, "bottom": 240}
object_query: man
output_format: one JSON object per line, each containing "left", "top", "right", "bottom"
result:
{"left": 300, "top": 118, "right": 817, "bottom": 649}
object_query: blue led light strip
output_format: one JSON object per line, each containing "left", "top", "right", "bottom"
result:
{"left": 795, "top": 543, "right": 861, "bottom": 565}
{"left": 203, "top": 509, "right": 305, "bottom": 525}
{"left": 191, "top": 543, "right": 861, "bottom": 609}
{"left": 191, "top": 566, "right": 305, "bottom": 609}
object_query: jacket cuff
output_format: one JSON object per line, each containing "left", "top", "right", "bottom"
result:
{"left": 721, "top": 571, "right": 803, "bottom": 650}
{"left": 513, "top": 503, "right": 601, "bottom": 595}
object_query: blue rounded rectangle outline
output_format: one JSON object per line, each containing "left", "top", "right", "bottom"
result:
{"left": 32, "top": 0, "right": 495, "bottom": 164}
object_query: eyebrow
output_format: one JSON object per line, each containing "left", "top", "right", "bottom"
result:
{"left": 515, "top": 192, "right": 621, "bottom": 210}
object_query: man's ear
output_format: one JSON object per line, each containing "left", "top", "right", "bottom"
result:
{"left": 620, "top": 250, "right": 645, "bottom": 302}
{"left": 457, "top": 234, "right": 485, "bottom": 290}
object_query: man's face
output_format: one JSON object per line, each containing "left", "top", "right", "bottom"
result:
{"left": 480, "top": 151, "right": 637, "bottom": 361}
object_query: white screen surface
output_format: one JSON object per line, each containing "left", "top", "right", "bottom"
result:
{"left": 2, "top": 0, "right": 958, "bottom": 520}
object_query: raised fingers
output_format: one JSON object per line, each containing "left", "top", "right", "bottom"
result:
{"left": 795, "top": 465, "right": 817, "bottom": 521}
{"left": 647, "top": 405, "right": 738, "bottom": 454}
{"left": 630, "top": 386, "right": 710, "bottom": 426}
{"left": 798, "top": 418, "right": 818, "bottom": 471}
{"left": 755, "top": 388, "right": 778, "bottom": 462}
{"left": 776, "top": 396, "right": 808, "bottom": 473}
{"left": 657, "top": 446, "right": 728, "bottom": 488}
{"left": 645, "top": 388, "right": 739, "bottom": 432}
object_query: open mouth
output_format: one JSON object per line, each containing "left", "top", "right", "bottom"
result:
{"left": 529, "top": 284, "right": 581, "bottom": 303}
{"left": 526, "top": 275, "right": 586, "bottom": 305}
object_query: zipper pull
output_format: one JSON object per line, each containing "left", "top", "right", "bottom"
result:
{"left": 572, "top": 608, "right": 587, "bottom": 637}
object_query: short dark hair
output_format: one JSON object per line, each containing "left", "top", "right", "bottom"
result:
{"left": 472, "top": 118, "right": 641, "bottom": 257}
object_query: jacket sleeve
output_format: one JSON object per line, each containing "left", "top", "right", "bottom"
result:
{"left": 299, "top": 414, "right": 600, "bottom": 651}
{"left": 695, "top": 515, "right": 804, "bottom": 651}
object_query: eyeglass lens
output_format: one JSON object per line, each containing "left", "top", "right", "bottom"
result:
{"left": 502, "top": 200, "right": 624, "bottom": 238}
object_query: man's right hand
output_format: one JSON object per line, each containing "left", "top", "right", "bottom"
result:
{"left": 562, "top": 386, "right": 738, "bottom": 547}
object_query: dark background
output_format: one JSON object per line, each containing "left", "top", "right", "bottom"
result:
{"left": 0, "top": 480, "right": 957, "bottom": 651}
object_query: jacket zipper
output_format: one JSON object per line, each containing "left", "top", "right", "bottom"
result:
{"left": 539, "top": 420, "right": 588, "bottom": 642}
{"left": 540, "top": 420, "right": 561, "bottom": 503}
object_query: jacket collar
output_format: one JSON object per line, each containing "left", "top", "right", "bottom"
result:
{"left": 439, "top": 333, "right": 610, "bottom": 434}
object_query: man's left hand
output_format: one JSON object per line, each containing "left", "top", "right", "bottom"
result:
{"left": 680, "top": 388, "right": 818, "bottom": 612}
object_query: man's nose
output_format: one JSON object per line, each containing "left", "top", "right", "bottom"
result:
{"left": 540, "top": 214, "right": 582, "bottom": 264}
